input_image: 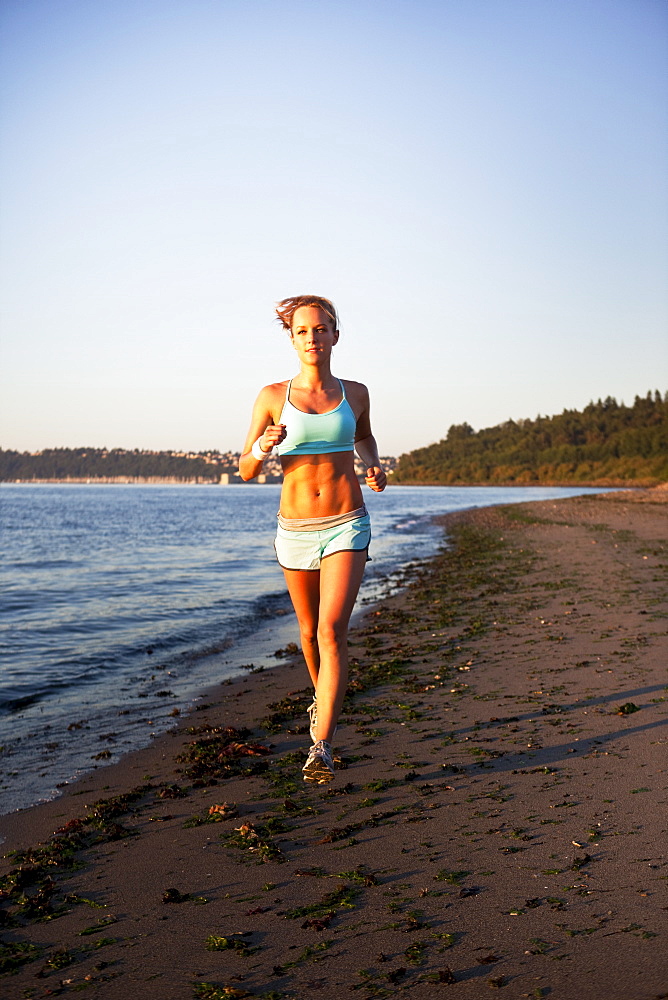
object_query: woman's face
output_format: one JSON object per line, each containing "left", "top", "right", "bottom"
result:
{"left": 290, "top": 306, "right": 338, "bottom": 360}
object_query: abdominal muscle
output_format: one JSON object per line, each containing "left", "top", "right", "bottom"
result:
{"left": 279, "top": 452, "right": 364, "bottom": 519}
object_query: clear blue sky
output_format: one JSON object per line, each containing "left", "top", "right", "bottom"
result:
{"left": 1, "top": 0, "right": 666, "bottom": 456}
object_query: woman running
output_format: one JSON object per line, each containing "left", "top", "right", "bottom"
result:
{"left": 239, "top": 295, "right": 386, "bottom": 784}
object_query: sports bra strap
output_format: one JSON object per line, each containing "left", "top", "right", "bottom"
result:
{"left": 276, "top": 376, "right": 355, "bottom": 456}
{"left": 285, "top": 378, "right": 345, "bottom": 408}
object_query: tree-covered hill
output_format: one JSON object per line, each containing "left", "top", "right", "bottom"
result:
{"left": 0, "top": 447, "right": 238, "bottom": 482}
{"left": 392, "top": 391, "right": 668, "bottom": 486}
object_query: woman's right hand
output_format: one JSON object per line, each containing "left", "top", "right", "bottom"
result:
{"left": 259, "top": 423, "right": 287, "bottom": 453}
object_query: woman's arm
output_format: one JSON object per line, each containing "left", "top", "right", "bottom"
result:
{"left": 238, "top": 386, "right": 287, "bottom": 481}
{"left": 355, "top": 434, "right": 387, "bottom": 492}
{"left": 351, "top": 383, "right": 387, "bottom": 493}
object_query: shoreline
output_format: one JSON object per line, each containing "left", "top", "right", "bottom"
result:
{"left": 2, "top": 479, "right": 657, "bottom": 487}
{"left": 2, "top": 484, "right": 601, "bottom": 817}
{"left": 0, "top": 598, "right": 302, "bottom": 820}
{"left": 1, "top": 488, "right": 666, "bottom": 998}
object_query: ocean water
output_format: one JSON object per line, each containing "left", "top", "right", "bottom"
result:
{"left": 0, "top": 482, "right": 612, "bottom": 814}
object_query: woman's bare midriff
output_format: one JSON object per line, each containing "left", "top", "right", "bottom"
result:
{"left": 279, "top": 452, "right": 364, "bottom": 519}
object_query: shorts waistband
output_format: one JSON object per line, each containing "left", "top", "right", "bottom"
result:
{"left": 277, "top": 505, "right": 368, "bottom": 532}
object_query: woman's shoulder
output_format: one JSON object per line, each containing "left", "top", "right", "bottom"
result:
{"left": 257, "top": 379, "right": 290, "bottom": 401}
{"left": 340, "top": 379, "right": 370, "bottom": 402}
{"left": 252, "top": 381, "right": 290, "bottom": 422}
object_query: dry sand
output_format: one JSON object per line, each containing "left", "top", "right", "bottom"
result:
{"left": 1, "top": 490, "right": 666, "bottom": 1000}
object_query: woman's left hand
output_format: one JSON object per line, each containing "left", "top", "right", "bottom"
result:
{"left": 365, "top": 466, "right": 387, "bottom": 492}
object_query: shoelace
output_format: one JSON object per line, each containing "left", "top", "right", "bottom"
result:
{"left": 306, "top": 740, "right": 333, "bottom": 765}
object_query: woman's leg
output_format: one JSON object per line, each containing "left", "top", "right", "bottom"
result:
{"left": 283, "top": 549, "right": 367, "bottom": 743}
{"left": 282, "top": 569, "right": 321, "bottom": 688}
{"left": 313, "top": 549, "right": 367, "bottom": 743}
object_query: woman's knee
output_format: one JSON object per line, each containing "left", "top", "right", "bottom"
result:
{"left": 297, "top": 622, "right": 318, "bottom": 648}
{"left": 317, "top": 620, "right": 347, "bottom": 649}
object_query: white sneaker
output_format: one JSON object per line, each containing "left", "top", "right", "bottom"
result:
{"left": 302, "top": 740, "right": 335, "bottom": 784}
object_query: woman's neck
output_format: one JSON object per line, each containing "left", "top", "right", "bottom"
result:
{"left": 294, "top": 364, "right": 336, "bottom": 392}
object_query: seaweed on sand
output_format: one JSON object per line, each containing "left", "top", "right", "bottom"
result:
{"left": 0, "top": 939, "right": 42, "bottom": 974}
{"left": 260, "top": 689, "right": 313, "bottom": 734}
{"left": 193, "top": 986, "right": 252, "bottom": 999}
{"left": 0, "top": 783, "right": 156, "bottom": 931}
{"left": 204, "top": 932, "right": 259, "bottom": 956}
{"left": 221, "top": 821, "right": 287, "bottom": 863}
{"left": 177, "top": 726, "right": 272, "bottom": 785}
{"left": 284, "top": 883, "right": 362, "bottom": 920}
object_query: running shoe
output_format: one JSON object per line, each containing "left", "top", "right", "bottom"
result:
{"left": 302, "top": 740, "right": 335, "bottom": 784}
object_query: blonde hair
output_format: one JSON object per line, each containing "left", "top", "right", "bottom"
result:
{"left": 275, "top": 295, "right": 339, "bottom": 333}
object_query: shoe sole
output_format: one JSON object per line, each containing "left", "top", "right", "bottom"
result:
{"left": 302, "top": 762, "right": 334, "bottom": 784}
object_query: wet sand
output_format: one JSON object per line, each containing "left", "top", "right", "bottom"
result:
{"left": 1, "top": 489, "right": 666, "bottom": 1000}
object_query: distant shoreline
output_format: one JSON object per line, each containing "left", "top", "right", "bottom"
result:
{"left": 1, "top": 476, "right": 276, "bottom": 485}
{"left": 1, "top": 477, "right": 655, "bottom": 488}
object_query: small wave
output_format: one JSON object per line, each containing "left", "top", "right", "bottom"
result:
{"left": 180, "top": 636, "right": 235, "bottom": 664}
{"left": 389, "top": 513, "right": 436, "bottom": 533}
{"left": 5, "top": 558, "right": 83, "bottom": 570}
{"left": 253, "top": 589, "right": 292, "bottom": 618}
{"left": 0, "top": 689, "right": 43, "bottom": 713}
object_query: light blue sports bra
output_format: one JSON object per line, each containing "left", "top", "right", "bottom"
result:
{"left": 275, "top": 378, "right": 357, "bottom": 457}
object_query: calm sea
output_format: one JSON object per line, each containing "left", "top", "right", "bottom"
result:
{"left": 0, "top": 483, "right": 611, "bottom": 814}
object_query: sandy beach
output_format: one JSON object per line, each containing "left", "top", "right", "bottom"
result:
{"left": 1, "top": 489, "right": 666, "bottom": 1000}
